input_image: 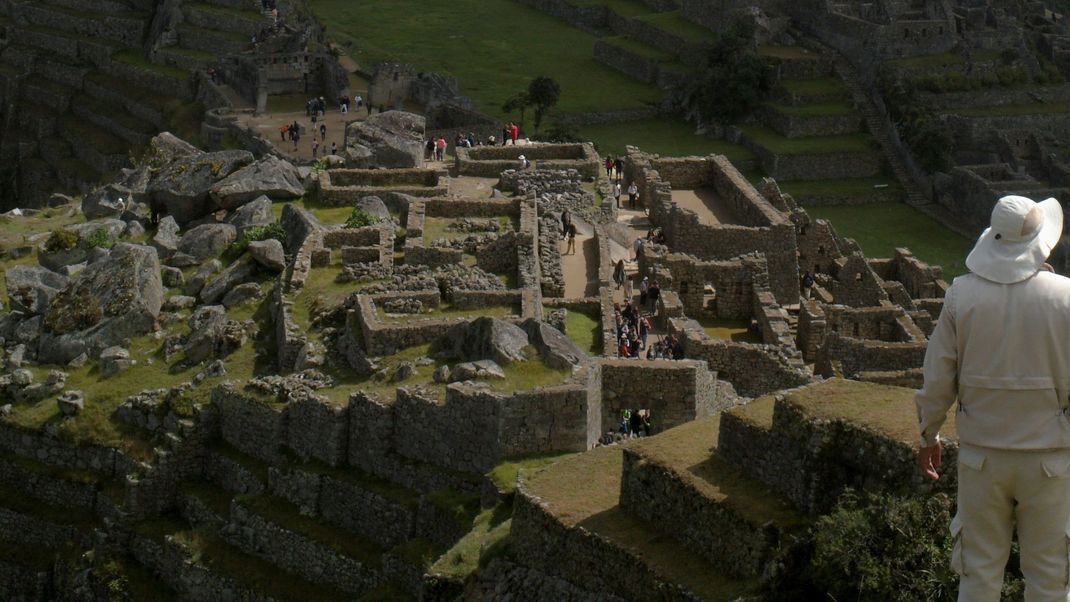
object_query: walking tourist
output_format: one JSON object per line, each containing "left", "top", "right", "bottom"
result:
{"left": 633, "top": 237, "right": 643, "bottom": 261}
{"left": 613, "top": 259, "right": 625, "bottom": 289}
{"left": 565, "top": 223, "right": 577, "bottom": 255}
{"left": 560, "top": 209, "right": 571, "bottom": 240}
{"left": 647, "top": 280, "right": 660, "bottom": 314}
{"left": 435, "top": 136, "right": 446, "bottom": 161}
{"left": 502, "top": 123, "right": 510, "bottom": 146}
{"left": 623, "top": 273, "right": 633, "bottom": 303}
{"left": 319, "top": 123, "right": 326, "bottom": 141}
{"left": 801, "top": 270, "right": 814, "bottom": 300}
{"left": 425, "top": 138, "right": 435, "bottom": 161}
{"left": 614, "top": 182, "right": 622, "bottom": 208}
{"left": 916, "top": 195, "right": 1070, "bottom": 602}
{"left": 605, "top": 156, "right": 614, "bottom": 178}
{"left": 613, "top": 157, "right": 623, "bottom": 181}
{"left": 627, "top": 182, "right": 639, "bottom": 209}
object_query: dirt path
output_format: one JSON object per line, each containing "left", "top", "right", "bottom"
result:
{"left": 669, "top": 187, "right": 741, "bottom": 226}
{"left": 235, "top": 108, "right": 365, "bottom": 162}
{"left": 560, "top": 218, "right": 599, "bottom": 299}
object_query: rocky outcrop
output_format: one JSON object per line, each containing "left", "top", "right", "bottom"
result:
{"left": 521, "top": 319, "right": 588, "bottom": 370}
{"left": 248, "top": 239, "right": 286, "bottom": 272}
{"left": 199, "top": 255, "right": 257, "bottom": 305}
{"left": 227, "top": 196, "right": 276, "bottom": 235}
{"left": 147, "top": 149, "right": 255, "bottom": 225}
{"left": 38, "top": 243, "right": 163, "bottom": 364}
{"left": 152, "top": 215, "right": 182, "bottom": 259}
{"left": 210, "top": 155, "right": 305, "bottom": 209}
{"left": 435, "top": 317, "right": 529, "bottom": 365}
{"left": 178, "top": 223, "right": 237, "bottom": 261}
{"left": 343, "top": 111, "right": 426, "bottom": 169}
{"left": 6, "top": 266, "right": 68, "bottom": 315}
{"left": 184, "top": 305, "right": 247, "bottom": 364}
{"left": 280, "top": 203, "right": 323, "bottom": 253}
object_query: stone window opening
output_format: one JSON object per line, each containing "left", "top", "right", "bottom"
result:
{"left": 855, "top": 273, "right": 863, "bottom": 282}
{"left": 818, "top": 245, "right": 826, "bottom": 256}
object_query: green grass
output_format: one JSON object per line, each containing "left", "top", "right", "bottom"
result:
{"left": 542, "top": 305, "right": 603, "bottom": 355}
{"left": 487, "top": 452, "right": 574, "bottom": 495}
{"left": 806, "top": 203, "right": 972, "bottom": 277}
{"left": 113, "top": 49, "right": 191, "bottom": 81}
{"left": 635, "top": 10, "right": 716, "bottom": 42}
{"left": 778, "top": 177, "right": 902, "bottom": 199}
{"left": 764, "top": 101, "right": 857, "bottom": 117}
{"left": 780, "top": 77, "right": 849, "bottom": 98}
{"left": 571, "top": 0, "right": 657, "bottom": 18}
{"left": 951, "top": 103, "right": 1070, "bottom": 117}
{"left": 271, "top": 197, "right": 357, "bottom": 226}
{"left": 886, "top": 52, "right": 964, "bottom": 70}
{"left": 377, "top": 302, "right": 519, "bottom": 322}
{"left": 428, "top": 503, "right": 513, "bottom": 580}
{"left": 695, "top": 315, "right": 762, "bottom": 343}
{"left": 740, "top": 125, "right": 873, "bottom": 155}
{"left": 600, "top": 35, "right": 677, "bottom": 62}
{"left": 758, "top": 45, "right": 820, "bottom": 60}
{"left": 579, "top": 117, "right": 757, "bottom": 160}
{"left": 309, "top": 0, "right": 663, "bottom": 117}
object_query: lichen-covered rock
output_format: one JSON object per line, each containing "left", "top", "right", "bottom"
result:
{"left": 199, "top": 255, "right": 257, "bottom": 304}
{"left": 151, "top": 216, "right": 181, "bottom": 259}
{"left": 222, "top": 282, "right": 262, "bottom": 308}
{"left": 184, "top": 305, "right": 247, "bottom": 364}
{"left": 248, "top": 239, "right": 285, "bottom": 272}
{"left": 521, "top": 318, "right": 588, "bottom": 370}
{"left": 356, "top": 195, "right": 391, "bottom": 222}
{"left": 450, "top": 359, "right": 506, "bottom": 382}
{"left": 162, "top": 266, "right": 184, "bottom": 289}
{"left": 100, "top": 346, "right": 135, "bottom": 378}
{"left": 280, "top": 203, "right": 323, "bottom": 253}
{"left": 185, "top": 258, "right": 223, "bottom": 297}
{"left": 38, "top": 243, "right": 163, "bottom": 364}
{"left": 57, "top": 390, "right": 85, "bottom": 416}
{"left": 147, "top": 149, "right": 255, "bottom": 225}
{"left": 6, "top": 265, "right": 68, "bottom": 315}
{"left": 210, "top": 155, "right": 304, "bottom": 209}
{"left": 178, "top": 223, "right": 237, "bottom": 261}
{"left": 227, "top": 195, "right": 275, "bottom": 235}
{"left": 436, "top": 317, "right": 529, "bottom": 365}
{"left": 343, "top": 111, "right": 426, "bottom": 169}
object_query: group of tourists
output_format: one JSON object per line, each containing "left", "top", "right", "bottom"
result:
{"left": 604, "top": 156, "right": 625, "bottom": 180}
{"left": 597, "top": 409, "right": 654, "bottom": 446}
{"left": 425, "top": 137, "right": 447, "bottom": 161}
{"left": 337, "top": 94, "right": 363, "bottom": 114}
{"left": 500, "top": 122, "right": 520, "bottom": 145}
{"left": 613, "top": 300, "right": 652, "bottom": 358}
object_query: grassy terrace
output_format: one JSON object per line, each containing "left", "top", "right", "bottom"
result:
{"left": 601, "top": 35, "right": 678, "bottom": 62}
{"left": 571, "top": 0, "right": 657, "bottom": 18}
{"left": 176, "top": 22, "right": 249, "bottom": 44}
{"left": 377, "top": 303, "right": 519, "bottom": 322}
{"left": 308, "top": 0, "right": 662, "bottom": 116}
{"left": 784, "top": 379, "right": 958, "bottom": 447}
{"left": 758, "top": 45, "right": 820, "bottom": 60}
{"left": 580, "top": 118, "right": 757, "bottom": 160}
{"left": 113, "top": 49, "right": 191, "bottom": 81}
{"left": 764, "top": 101, "right": 857, "bottom": 117}
{"left": 806, "top": 202, "right": 972, "bottom": 277}
{"left": 950, "top": 103, "right": 1070, "bottom": 117}
{"left": 779, "top": 176, "right": 902, "bottom": 198}
{"left": 629, "top": 415, "right": 806, "bottom": 529}
{"left": 635, "top": 10, "right": 715, "bottom": 42}
{"left": 779, "top": 77, "right": 848, "bottom": 97}
{"left": 740, "top": 125, "right": 872, "bottom": 155}
{"left": 524, "top": 440, "right": 756, "bottom": 599}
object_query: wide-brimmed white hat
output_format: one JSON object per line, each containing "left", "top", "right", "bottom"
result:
{"left": 966, "top": 195, "right": 1063, "bottom": 284}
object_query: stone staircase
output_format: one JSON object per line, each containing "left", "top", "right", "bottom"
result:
{"left": 510, "top": 378, "right": 958, "bottom": 599}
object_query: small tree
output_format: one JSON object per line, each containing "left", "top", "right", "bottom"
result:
{"left": 502, "top": 92, "right": 531, "bottom": 132}
{"left": 678, "top": 20, "right": 772, "bottom": 126}
{"left": 527, "top": 76, "right": 561, "bottom": 134}
{"left": 344, "top": 208, "right": 381, "bottom": 229}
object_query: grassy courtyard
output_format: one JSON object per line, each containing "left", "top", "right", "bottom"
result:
{"left": 580, "top": 118, "right": 757, "bottom": 160}
{"left": 806, "top": 203, "right": 973, "bottom": 277}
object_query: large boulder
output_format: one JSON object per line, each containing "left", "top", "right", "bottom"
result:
{"left": 68, "top": 219, "right": 126, "bottom": 242}
{"left": 248, "top": 239, "right": 285, "bottom": 272}
{"left": 199, "top": 255, "right": 257, "bottom": 304}
{"left": 184, "top": 305, "right": 247, "bottom": 364}
{"left": 356, "top": 195, "right": 391, "bottom": 222}
{"left": 227, "top": 195, "right": 275, "bottom": 235}
{"left": 178, "top": 223, "right": 237, "bottom": 261}
{"left": 280, "top": 203, "right": 323, "bottom": 253}
{"left": 140, "top": 132, "right": 200, "bottom": 170}
{"left": 147, "top": 149, "right": 254, "bottom": 225}
{"left": 6, "top": 266, "right": 68, "bottom": 315}
{"left": 521, "top": 319, "right": 588, "bottom": 370}
{"left": 209, "top": 156, "right": 304, "bottom": 209}
{"left": 81, "top": 184, "right": 129, "bottom": 220}
{"left": 343, "top": 110, "right": 425, "bottom": 169}
{"left": 151, "top": 216, "right": 181, "bottom": 259}
{"left": 38, "top": 243, "right": 163, "bottom": 364}
{"left": 435, "top": 317, "right": 529, "bottom": 365}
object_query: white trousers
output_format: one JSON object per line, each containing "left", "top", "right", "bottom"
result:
{"left": 954, "top": 444, "right": 1070, "bottom": 602}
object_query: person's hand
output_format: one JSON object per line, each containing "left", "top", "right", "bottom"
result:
{"left": 919, "top": 440, "right": 942, "bottom": 481}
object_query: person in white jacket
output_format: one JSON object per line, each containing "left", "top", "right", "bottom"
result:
{"left": 916, "top": 194, "right": 1070, "bottom": 602}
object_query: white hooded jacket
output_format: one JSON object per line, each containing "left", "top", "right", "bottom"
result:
{"left": 916, "top": 270, "right": 1070, "bottom": 450}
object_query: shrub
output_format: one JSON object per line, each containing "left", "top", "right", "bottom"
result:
{"left": 344, "top": 208, "right": 381, "bottom": 229}
{"left": 230, "top": 222, "right": 286, "bottom": 255}
{"left": 83, "top": 228, "right": 115, "bottom": 249}
{"left": 44, "top": 229, "right": 79, "bottom": 253}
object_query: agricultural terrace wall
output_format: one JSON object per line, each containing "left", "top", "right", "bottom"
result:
{"left": 455, "top": 143, "right": 600, "bottom": 179}
{"left": 761, "top": 108, "right": 863, "bottom": 138}
{"left": 743, "top": 143, "right": 883, "bottom": 182}
{"left": 347, "top": 292, "right": 469, "bottom": 357}
{"left": 818, "top": 332, "right": 927, "bottom": 381}
{"left": 717, "top": 394, "right": 957, "bottom": 515}
{"left": 424, "top": 198, "right": 520, "bottom": 218}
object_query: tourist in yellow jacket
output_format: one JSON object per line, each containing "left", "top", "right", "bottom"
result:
{"left": 917, "top": 195, "right": 1070, "bottom": 602}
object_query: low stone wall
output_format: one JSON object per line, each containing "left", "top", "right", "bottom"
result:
{"left": 214, "top": 386, "right": 287, "bottom": 464}
{"left": 348, "top": 294, "right": 471, "bottom": 357}
{"left": 318, "top": 168, "right": 449, "bottom": 205}
{"left": 424, "top": 198, "right": 519, "bottom": 218}
{"left": 0, "top": 423, "right": 138, "bottom": 478}
{"left": 538, "top": 213, "right": 566, "bottom": 297}
{"left": 593, "top": 39, "right": 660, "bottom": 85}
{"left": 679, "top": 323, "right": 811, "bottom": 398}
{"left": 455, "top": 143, "right": 600, "bottom": 179}
{"left": 743, "top": 142, "right": 883, "bottom": 182}
{"left": 818, "top": 332, "right": 927, "bottom": 380}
